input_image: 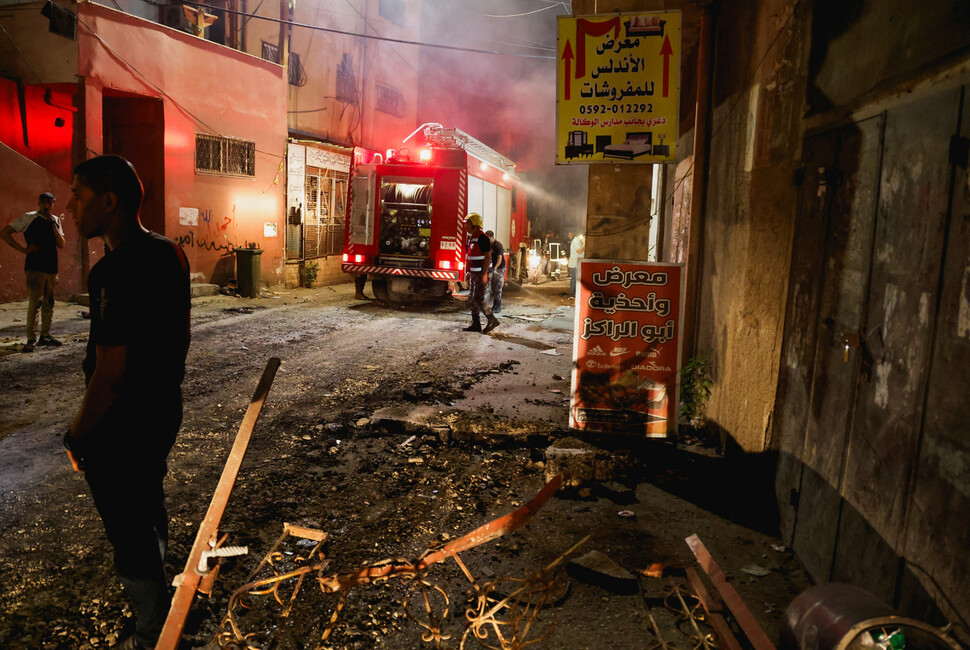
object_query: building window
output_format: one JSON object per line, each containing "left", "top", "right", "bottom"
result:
{"left": 260, "top": 41, "right": 308, "bottom": 87}
{"left": 336, "top": 53, "right": 357, "bottom": 102}
{"left": 304, "top": 167, "right": 349, "bottom": 258}
{"left": 376, "top": 84, "right": 405, "bottom": 117}
{"left": 378, "top": 0, "right": 405, "bottom": 27}
{"left": 195, "top": 134, "right": 256, "bottom": 177}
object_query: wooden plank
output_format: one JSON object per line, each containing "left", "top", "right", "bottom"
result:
{"left": 771, "top": 130, "right": 840, "bottom": 545}
{"left": 840, "top": 89, "right": 959, "bottom": 569}
{"left": 685, "top": 568, "right": 743, "bottom": 650}
{"left": 156, "top": 358, "right": 281, "bottom": 650}
{"left": 792, "top": 115, "right": 884, "bottom": 582}
{"left": 685, "top": 535, "right": 775, "bottom": 650}
{"left": 902, "top": 82, "right": 970, "bottom": 622}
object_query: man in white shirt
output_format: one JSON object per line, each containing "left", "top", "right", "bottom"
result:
{"left": 568, "top": 233, "right": 585, "bottom": 295}
{"left": 1, "top": 191, "right": 66, "bottom": 351}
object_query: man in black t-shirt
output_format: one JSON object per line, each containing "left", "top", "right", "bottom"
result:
{"left": 64, "top": 155, "right": 190, "bottom": 649}
{"left": 1, "top": 191, "right": 66, "bottom": 351}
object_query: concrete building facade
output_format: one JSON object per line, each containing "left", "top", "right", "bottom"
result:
{"left": 573, "top": 0, "right": 970, "bottom": 635}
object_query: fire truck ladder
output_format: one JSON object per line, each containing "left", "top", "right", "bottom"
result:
{"left": 402, "top": 122, "right": 517, "bottom": 178}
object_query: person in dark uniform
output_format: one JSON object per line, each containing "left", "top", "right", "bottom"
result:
{"left": 63, "top": 155, "right": 190, "bottom": 650}
{"left": 463, "top": 213, "right": 499, "bottom": 334}
{"left": 1, "top": 191, "right": 66, "bottom": 351}
{"left": 485, "top": 229, "right": 506, "bottom": 313}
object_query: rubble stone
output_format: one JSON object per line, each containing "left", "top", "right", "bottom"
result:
{"left": 566, "top": 550, "right": 638, "bottom": 595}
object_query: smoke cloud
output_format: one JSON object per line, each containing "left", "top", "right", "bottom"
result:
{"left": 417, "top": 0, "right": 587, "bottom": 236}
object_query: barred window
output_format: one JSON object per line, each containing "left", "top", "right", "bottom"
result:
{"left": 195, "top": 134, "right": 256, "bottom": 177}
{"left": 376, "top": 83, "right": 405, "bottom": 117}
{"left": 260, "top": 41, "right": 308, "bottom": 87}
{"left": 336, "top": 53, "right": 357, "bottom": 102}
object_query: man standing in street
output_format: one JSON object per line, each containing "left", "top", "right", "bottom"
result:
{"left": 1, "top": 191, "right": 66, "bottom": 352}
{"left": 63, "top": 155, "right": 190, "bottom": 649}
{"left": 485, "top": 229, "right": 506, "bottom": 313}
{"left": 564, "top": 231, "right": 575, "bottom": 278}
{"left": 463, "top": 213, "right": 499, "bottom": 334}
{"left": 568, "top": 232, "right": 586, "bottom": 296}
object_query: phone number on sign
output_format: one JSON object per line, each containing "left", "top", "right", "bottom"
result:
{"left": 579, "top": 103, "right": 653, "bottom": 115}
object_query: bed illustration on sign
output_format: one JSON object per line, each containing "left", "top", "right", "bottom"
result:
{"left": 601, "top": 132, "right": 653, "bottom": 160}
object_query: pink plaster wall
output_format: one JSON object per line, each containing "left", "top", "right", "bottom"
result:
{"left": 77, "top": 4, "right": 288, "bottom": 287}
{"left": 0, "top": 143, "right": 86, "bottom": 302}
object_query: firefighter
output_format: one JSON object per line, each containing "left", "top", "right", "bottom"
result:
{"left": 463, "top": 213, "right": 500, "bottom": 334}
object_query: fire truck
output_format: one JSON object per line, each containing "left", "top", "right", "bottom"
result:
{"left": 341, "top": 123, "right": 529, "bottom": 303}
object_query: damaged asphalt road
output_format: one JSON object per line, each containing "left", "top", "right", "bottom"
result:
{"left": 0, "top": 280, "right": 811, "bottom": 649}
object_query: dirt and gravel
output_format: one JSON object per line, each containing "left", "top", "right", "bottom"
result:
{"left": 0, "top": 279, "right": 812, "bottom": 649}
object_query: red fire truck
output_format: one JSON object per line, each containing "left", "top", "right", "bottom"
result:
{"left": 341, "top": 124, "right": 528, "bottom": 303}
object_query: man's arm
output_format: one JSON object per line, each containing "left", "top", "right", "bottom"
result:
{"left": 0, "top": 225, "right": 26, "bottom": 254}
{"left": 52, "top": 215, "right": 65, "bottom": 249}
{"left": 479, "top": 235, "right": 491, "bottom": 280}
{"left": 68, "top": 344, "right": 126, "bottom": 450}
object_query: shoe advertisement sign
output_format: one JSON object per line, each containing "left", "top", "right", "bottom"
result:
{"left": 569, "top": 260, "right": 683, "bottom": 437}
{"left": 556, "top": 11, "right": 681, "bottom": 165}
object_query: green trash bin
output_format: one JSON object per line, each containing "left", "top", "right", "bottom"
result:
{"left": 234, "top": 247, "right": 263, "bottom": 298}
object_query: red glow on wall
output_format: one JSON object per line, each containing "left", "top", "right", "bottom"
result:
{"left": 0, "top": 80, "right": 76, "bottom": 182}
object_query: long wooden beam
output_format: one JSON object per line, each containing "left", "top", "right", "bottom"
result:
{"left": 156, "top": 357, "right": 281, "bottom": 650}
{"left": 686, "top": 534, "right": 775, "bottom": 650}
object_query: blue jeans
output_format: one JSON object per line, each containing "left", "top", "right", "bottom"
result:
{"left": 569, "top": 270, "right": 577, "bottom": 295}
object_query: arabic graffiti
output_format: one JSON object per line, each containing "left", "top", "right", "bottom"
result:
{"left": 175, "top": 230, "right": 235, "bottom": 254}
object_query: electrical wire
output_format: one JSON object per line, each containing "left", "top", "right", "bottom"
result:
{"left": 487, "top": 38, "right": 555, "bottom": 53}
{"left": 0, "top": 23, "right": 43, "bottom": 83}
{"left": 181, "top": 0, "right": 555, "bottom": 59}
{"left": 75, "top": 13, "right": 286, "bottom": 173}
{"left": 485, "top": 3, "right": 569, "bottom": 19}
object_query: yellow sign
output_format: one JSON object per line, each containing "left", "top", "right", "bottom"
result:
{"left": 556, "top": 12, "right": 681, "bottom": 165}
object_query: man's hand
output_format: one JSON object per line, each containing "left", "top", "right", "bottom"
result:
{"left": 63, "top": 431, "right": 84, "bottom": 472}
{"left": 65, "top": 448, "right": 84, "bottom": 472}
{"left": 25, "top": 243, "right": 40, "bottom": 254}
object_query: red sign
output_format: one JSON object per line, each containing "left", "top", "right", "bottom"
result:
{"left": 569, "top": 260, "right": 683, "bottom": 437}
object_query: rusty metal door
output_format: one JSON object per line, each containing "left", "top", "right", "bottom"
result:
{"left": 774, "top": 87, "right": 962, "bottom": 603}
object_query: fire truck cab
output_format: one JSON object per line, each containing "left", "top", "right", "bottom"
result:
{"left": 342, "top": 124, "right": 528, "bottom": 303}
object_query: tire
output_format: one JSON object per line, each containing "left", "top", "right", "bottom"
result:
{"left": 372, "top": 277, "right": 390, "bottom": 303}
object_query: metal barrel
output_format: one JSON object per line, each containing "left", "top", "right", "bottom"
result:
{"left": 784, "top": 583, "right": 961, "bottom": 650}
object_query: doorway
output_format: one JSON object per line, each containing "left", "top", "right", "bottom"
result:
{"left": 102, "top": 94, "right": 165, "bottom": 234}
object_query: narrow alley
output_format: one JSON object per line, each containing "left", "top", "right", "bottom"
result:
{"left": 0, "top": 283, "right": 811, "bottom": 648}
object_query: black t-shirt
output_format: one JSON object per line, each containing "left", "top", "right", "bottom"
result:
{"left": 83, "top": 231, "right": 190, "bottom": 454}
{"left": 490, "top": 239, "right": 506, "bottom": 271}
{"left": 23, "top": 214, "right": 59, "bottom": 273}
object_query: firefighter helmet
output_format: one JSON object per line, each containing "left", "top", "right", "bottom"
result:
{"left": 465, "top": 212, "right": 483, "bottom": 228}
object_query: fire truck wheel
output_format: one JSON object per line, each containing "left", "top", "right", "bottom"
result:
{"left": 372, "top": 278, "right": 390, "bottom": 303}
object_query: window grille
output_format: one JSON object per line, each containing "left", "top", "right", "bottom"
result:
{"left": 303, "top": 166, "right": 348, "bottom": 259}
{"left": 376, "top": 84, "right": 405, "bottom": 117}
{"left": 260, "top": 41, "right": 308, "bottom": 87}
{"left": 336, "top": 54, "right": 357, "bottom": 102}
{"left": 195, "top": 134, "right": 255, "bottom": 177}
